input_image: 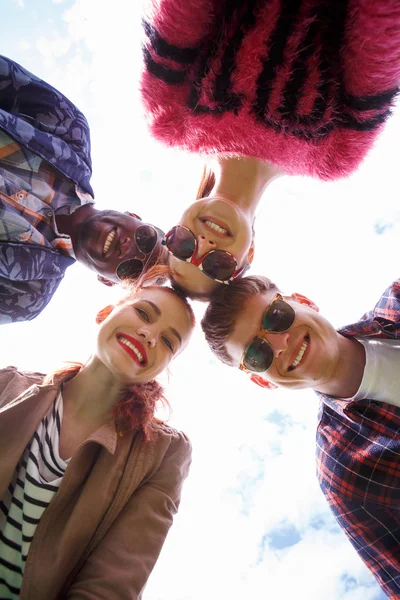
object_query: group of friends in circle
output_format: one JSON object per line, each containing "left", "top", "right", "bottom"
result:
{"left": 1, "top": 1, "right": 400, "bottom": 598}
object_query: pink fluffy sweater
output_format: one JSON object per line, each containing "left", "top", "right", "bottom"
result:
{"left": 141, "top": 0, "right": 400, "bottom": 180}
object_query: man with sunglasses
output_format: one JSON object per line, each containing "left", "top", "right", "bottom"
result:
{"left": 202, "top": 276, "right": 400, "bottom": 598}
{"left": 0, "top": 56, "right": 166, "bottom": 324}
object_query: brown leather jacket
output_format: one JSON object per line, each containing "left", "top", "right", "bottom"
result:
{"left": 0, "top": 367, "right": 192, "bottom": 599}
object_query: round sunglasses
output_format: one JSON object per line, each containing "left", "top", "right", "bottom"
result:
{"left": 162, "top": 225, "right": 246, "bottom": 284}
{"left": 240, "top": 295, "right": 296, "bottom": 373}
{"left": 116, "top": 224, "right": 161, "bottom": 281}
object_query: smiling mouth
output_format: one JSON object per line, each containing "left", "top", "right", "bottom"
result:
{"left": 103, "top": 229, "right": 116, "bottom": 256}
{"left": 116, "top": 334, "right": 147, "bottom": 366}
{"left": 200, "top": 217, "right": 232, "bottom": 237}
{"left": 288, "top": 335, "right": 310, "bottom": 372}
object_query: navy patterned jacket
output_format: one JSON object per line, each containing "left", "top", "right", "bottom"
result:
{"left": 316, "top": 280, "right": 400, "bottom": 598}
{"left": 0, "top": 56, "right": 93, "bottom": 323}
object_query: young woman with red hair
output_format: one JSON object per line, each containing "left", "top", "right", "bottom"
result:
{"left": 0, "top": 266, "right": 194, "bottom": 599}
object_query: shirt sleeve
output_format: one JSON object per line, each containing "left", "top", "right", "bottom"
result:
{"left": 66, "top": 431, "right": 192, "bottom": 600}
{"left": 322, "top": 489, "right": 400, "bottom": 598}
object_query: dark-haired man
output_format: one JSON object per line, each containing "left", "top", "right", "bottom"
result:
{"left": 0, "top": 56, "right": 166, "bottom": 324}
{"left": 202, "top": 276, "right": 400, "bottom": 598}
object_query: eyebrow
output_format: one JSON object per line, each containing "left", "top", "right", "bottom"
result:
{"left": 142, "top": 300, "right": 182, "bottom": 347}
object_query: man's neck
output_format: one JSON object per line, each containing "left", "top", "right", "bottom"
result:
{"left": 315, "top": 335, "right": 366, "bottom": 399}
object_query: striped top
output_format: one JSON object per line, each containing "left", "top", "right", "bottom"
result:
{"left": 0, "top": 392, "right": 69, "bottom": 598}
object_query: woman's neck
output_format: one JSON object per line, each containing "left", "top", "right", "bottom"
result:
{"left": 210, "top": 155, "right": 281, "bottom": 217}
{"left": 61, "top": 357, "right": 128, "bottom": 426}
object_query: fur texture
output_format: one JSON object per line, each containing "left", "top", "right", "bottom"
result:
{"left": 141, "top": 0, "right": 400, "bottom": 180}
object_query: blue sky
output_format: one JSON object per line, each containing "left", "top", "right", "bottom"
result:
{"left": 1, "top": 1, "right": 399, "bottom": 598}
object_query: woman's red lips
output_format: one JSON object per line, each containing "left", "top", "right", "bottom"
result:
{"left": 116, "top": 332, "right": 148, "bottom": 366}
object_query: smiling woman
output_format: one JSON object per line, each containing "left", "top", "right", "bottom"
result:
{"left": 0, "top": 265, "right": 195, "bottom": 599}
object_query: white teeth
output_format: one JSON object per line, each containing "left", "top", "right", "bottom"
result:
{"left": 103, "top": 230, "right": 116, "bottom": 255}
{"left": 291, "top": 339, "right": 308, "bottom": 368}
{"left": 118, "top": 335, "right": 144, "bottom": 364}
{"left": 204, "top": 220, "right": 228, "bottom": 235}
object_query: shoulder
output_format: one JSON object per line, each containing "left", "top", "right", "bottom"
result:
{"left": 152, "top": 422, "right": 192, "bottom": 459}
{"left": 0, "top": 366, "right": 45, "bottom": 408}
{"left": 0, "top": 365, "right": 45, "bottom": 382}
{"left": 0, "top": 365, "right": 45, "bottom": 391}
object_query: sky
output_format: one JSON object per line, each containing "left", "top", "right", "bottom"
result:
{"left": 1, "top": 1, "right": 399, "bottom": 598}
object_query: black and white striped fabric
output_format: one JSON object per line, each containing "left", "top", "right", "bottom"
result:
{"left": 0, "top": 392, "right": 68, "bottom": 597}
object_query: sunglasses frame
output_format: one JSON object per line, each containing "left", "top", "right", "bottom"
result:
{"left": 162, "top": 225, "right": 247, "bottom": 284}
{"left": 115, "top": 224, "right": 161, "bottom": 282}
{"left": 239, "top": 294, "right": 295, "bottom": 375}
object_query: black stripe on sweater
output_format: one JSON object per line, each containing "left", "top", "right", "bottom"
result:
{"left": 25, "top": 466, "right": 58, "bottom": 493}
{"left": 0, "top": 530, "right": 22, "bottom": 553}
{"left": 338, "top": 109, "right": 392, "bottom": 131}
{"left": 23, "top": 492, "right": 49, "bottom": 509}
{"left": 0, "top": 577, "right": 20, "bottom": 595}
{"left": 309, "top": 0, "right": 348, "bottom": 122}
{"left": 44, "top": 418, "right": 65, "bottom": 473}
{"left": 142, "top": 19, "right": 199, "bottom": 64}
{"left": 342, "top": 87, "right": 400, "bottom": 112}
{"left": 0, "top": 556, "right": 22, "bottom": 575}
{"left": 142, "top": 46, "right": 186, "bottom": 85}
{"left": 278, "top": 3, "right": 322, "bottom": 116}
{"left": 253, "top": 0, "right": 303, "bottom": 118}
{"left": 213, "top": 0, "right": 260, "bottom": 110}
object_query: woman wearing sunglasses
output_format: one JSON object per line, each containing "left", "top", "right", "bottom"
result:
{"left": 0, "top": 266, "right": 194, "bottom": 599}
{"left": 142, "top": 0, "right": 400, "bottom": 298}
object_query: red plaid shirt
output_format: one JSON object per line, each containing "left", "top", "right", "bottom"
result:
{"left": 316, "top": 280, "right": 400, "bottom": 598}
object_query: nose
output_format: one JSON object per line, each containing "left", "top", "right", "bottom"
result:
{"left": 263, "top": 332, "right": 290, "bottom": 358}
{"left": 137, "top": 327, "right": 156, "bottom": 348}
{"left": 196, "top": 235, "right": 216, "bottom": 259}
{"left": 119, "top": 235, "right": 134, "bottom": 259}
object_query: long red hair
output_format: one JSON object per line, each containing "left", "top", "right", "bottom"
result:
{"left": 44, "top": 265, "right": 194, "bottom": 441}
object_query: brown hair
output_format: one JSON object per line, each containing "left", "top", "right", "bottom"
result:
{"left": 44, "top": 265, "right": 195, "bottom": 440}
{"left": 196, "top": 163, "right": 216, "bottom": 200}
{"left": 201, "top": 275, "right": 279, "bottom": 365}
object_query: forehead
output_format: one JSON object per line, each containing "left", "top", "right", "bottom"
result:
{"left": 226, "top": 289, "right": 277, "bottom": 366}
{"left": 135, "top": 287, "right": 193, "bottom": 335}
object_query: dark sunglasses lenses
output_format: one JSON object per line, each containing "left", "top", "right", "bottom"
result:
{"left": 243, "top": 337, "right": 274, "bottom": 373}
{"left": 202, "top": 250, "right": 236, "bottom": 281}
{"left": 166, "top": 226, "right": 196, "bottom": 259}
{"left": 263, "top": 299, "right": 295, "bottom": 332}
{"left": 116, "top": 259, "right": 143, "bottom": 281}
{"left": 135, "top": 225, "right": 158, "bottom": 254}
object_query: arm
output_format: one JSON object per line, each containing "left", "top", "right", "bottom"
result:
{"left": 0, "top": 243, "right": 67, "bottom": 324}
{"left": 322, "top": 489, "right": 400, "bottom": 599}
{"left": 66, "top": 431, "right": 192, "bottom": 600}
{"left": 0, "top": 55, "right": 93, "bottom": 195}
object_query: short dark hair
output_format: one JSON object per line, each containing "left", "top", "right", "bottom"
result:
{"left": 201, "top": 275, "right": 279, "bottom": 365}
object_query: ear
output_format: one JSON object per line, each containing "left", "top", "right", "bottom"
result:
{"left": 96, "top": 304, "right": 115, "bottom": 325}
{"left": 97, "top": 275, "right": 115, "bottom": 287}
{"left": 250, "top": 374, "right": 278, "bottom": 389}
{"left": 247, "top": 243, "right": 255, "bottom": 265}
{"left": 291, "top": 293, "right": 319, "bottom": 313}
{"left": 124, "top": 211, "right": 142, "bottom": 220}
